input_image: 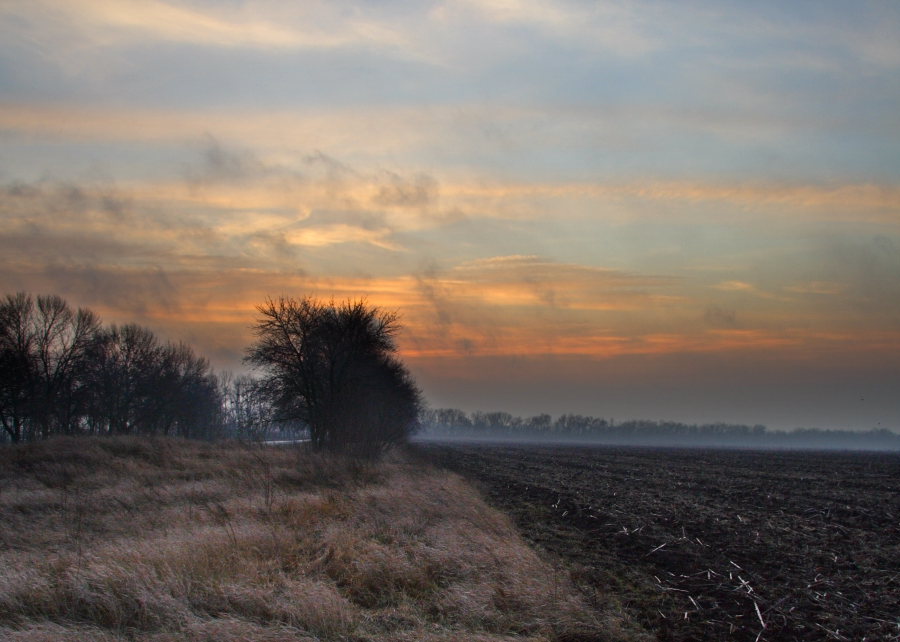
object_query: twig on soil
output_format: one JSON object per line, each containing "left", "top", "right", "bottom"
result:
{"left": 646, "top": 542, "right": 667, "bottom": 556}
{"left": 754, "top": 600, "right": 766, "bottom": 629}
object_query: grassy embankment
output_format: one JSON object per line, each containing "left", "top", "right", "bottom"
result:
{"left": 0, "top": 437, "right": 645, "bottom": 641}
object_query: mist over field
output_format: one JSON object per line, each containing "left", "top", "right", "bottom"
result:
{"left": 416, "top": 431, "right": 900, "bottom": 453}
{"left": 416, "top": 408, "right": 900, "bottom": 452}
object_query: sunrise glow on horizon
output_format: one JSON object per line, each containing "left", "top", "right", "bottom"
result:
{"left": 2, "top": 1, "right": 899, "bottom": 431}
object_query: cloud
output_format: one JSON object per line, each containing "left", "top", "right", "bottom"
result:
{"left": 452, "top": 0, "right": 659, "bottom": 57}
{"left": 4, "top": 173, "right": 899, "bottom": 386}
{"left": 0, "top": 178, "right": 263, "bottom": 286}
{"left": 451, "top": 255, "right": 673, "bottom": 310}
{"left": 243, "top": 231, "right": 300, "bottom": 263}
{"left": 275, "top": 206, "right": 403, "bottom": 251}
{"left": 816, "top": 235, "right": 900, "bottom": 318}
{"left": 0, "top": 141, "right": 452, "bottom": 277}
{"left": 454, "top": 180, "right": 900, "bottom": 224}
{"left": 1, "top": 179, "right": 134, "bottom": 223}
{"left": 0, "top": 0, "right": 456, "bottom": 95}
{"left": 285, "top": 223, "right": 402, "bottom": 251}
{"left": 0, "top": 227, "right": 148, "bottom": 269}
{"left": 704, "top": 306, "right": 738, "bottom": 329}
{"left": 414, "top": 262, "right": 455, "bottom": 327}
{"left": 41, "top": 264, "right": 180, "bottom": 316}
{"left": 187, "top": 136, "right": 274, "bottom": 185}
{"left": 373, "top": 171, "right": 438, "bottom": 208}
{"left": 182, "top": 139, "right": 445, "bottom": 223}
{"left": 3, "top": 97, "right": 899, "bottom": 211}
{"left": 0, "top": 103, "right": 441, "bottom": 156}
{"left": 394, "top": 254, "right": 686, "bottom": 361}
{"left": 1, "top": 0, "right": 409, "bottom": 53}
{"left": 783, "top": 281, "right": 844, "bottom": 296}
{"left": 817, "top": 4, "right": 900, "bottom": 70}
{"left": 71, "top": 0, "right": 308, "bottom": 49}
{"left": 714, "top": 280, "right": 755, "bottom": 292}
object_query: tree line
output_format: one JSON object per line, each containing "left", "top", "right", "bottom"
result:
{"left": 1, "top": 292, "right": 422, "bottom": 456}
{"left": 419, "top": 408, "right": 900, "bottom": 450}
{"left": 0, "top": 292, "right": 223, "bottom": 443}
{"left": 10, "top": 289, "right": 892, "bottom": 453}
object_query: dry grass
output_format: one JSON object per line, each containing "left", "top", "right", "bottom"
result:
{"left": 0, "top": 437, "right": 645, "bottom": 641}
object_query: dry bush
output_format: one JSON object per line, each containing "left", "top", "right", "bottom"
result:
{"left": 0, "top": 437, "right": 645, "bottom": 641}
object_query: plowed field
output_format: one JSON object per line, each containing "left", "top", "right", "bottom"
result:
{"left": 421, "top": 443, "right": 900, "bottom": 641}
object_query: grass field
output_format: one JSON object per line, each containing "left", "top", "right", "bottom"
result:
{"left": 422, "top": 443, "right": 900, "bottom": 642}
{"left": 0, "top": 437, "right": 645, "bottom": 641}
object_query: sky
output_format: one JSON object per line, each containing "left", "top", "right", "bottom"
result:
{"left": 1, "top": 0, "right": 899, "bottom": 431}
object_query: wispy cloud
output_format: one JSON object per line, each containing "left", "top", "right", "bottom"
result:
{"left": 2, "top": 0, "right": 415, "bottom": 53}
{"left": 449, "top": 0, "right": 659, "bottom": 57}
{"left": 449, "top": 255, "right": 672, "bottom": 309}
{"left": 60, "top": 0, "right": 309, "bottom": 49}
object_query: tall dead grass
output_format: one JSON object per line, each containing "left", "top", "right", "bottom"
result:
{"left": 0, "top": 437, "right": 645, "bottom": 641}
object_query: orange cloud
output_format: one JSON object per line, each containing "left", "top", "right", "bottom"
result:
{"left": 713, "top": 280, "right": 756, "bottom": 292}
{"left": 6, "top": 252, "right": 900, "bottom": 376}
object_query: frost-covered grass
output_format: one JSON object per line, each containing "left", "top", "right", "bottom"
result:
{"left": 0, "top": 437, "right": 644, "bottom": 641}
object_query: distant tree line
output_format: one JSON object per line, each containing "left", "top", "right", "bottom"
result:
{"left": 419, "top": 408, "right": 900, "bottom": 450}
{"left": 1, "top": 292, "right": 421, "bottom": 455}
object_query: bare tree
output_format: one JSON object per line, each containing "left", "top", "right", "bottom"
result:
{"left": 245, "top": 297, "right": 421, "bottom": 455}
{"left": 85, "top": 324, "right": 160, "bottom": 435}
{"left": 0, "top": 293, "right": 101, "bottom": 441}
{"left": 0, "top": 293, "right": 35, "bottom": 443}
{"left": 1, "top": 292, "right": 224, "bottom": 442}
{"left": 222, "top": 374, "right": 277, "bottom": 441}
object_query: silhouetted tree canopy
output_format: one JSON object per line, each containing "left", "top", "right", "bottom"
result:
{"left": 245, "top": 296, "right": 421, "bottom": 455}
{"left": 0, "top": 292, "right": 223, "bottom": 442}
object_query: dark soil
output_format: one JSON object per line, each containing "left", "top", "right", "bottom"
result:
{"left": 419, "top": 442, "right": 900, "bottom": 642}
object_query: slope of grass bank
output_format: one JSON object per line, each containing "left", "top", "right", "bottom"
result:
{"left": 0, "top": 437, "right": 644, "bottom": 641}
